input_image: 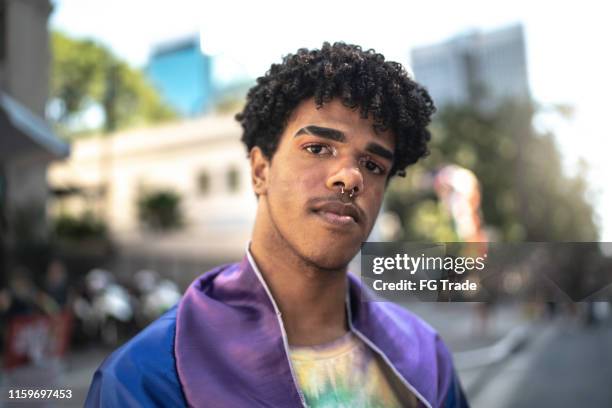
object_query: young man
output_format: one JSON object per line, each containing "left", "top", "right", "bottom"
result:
{"left": 86, "top": 43, "right": 468, "bottom": 407}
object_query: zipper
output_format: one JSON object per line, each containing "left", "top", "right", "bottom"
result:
{"left": 247, "top": 251, "right": 308, "bottom": 408}
{"left": 345, "top": 294, "right": 433, "bottom": 408}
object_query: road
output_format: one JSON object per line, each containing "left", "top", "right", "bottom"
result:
{"left": 466, "top": 317, "right": 612, "bottom": 407}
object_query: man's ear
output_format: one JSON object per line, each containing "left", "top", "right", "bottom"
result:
{"left": 250, "top": 146, "right": 270, "bottom": 196}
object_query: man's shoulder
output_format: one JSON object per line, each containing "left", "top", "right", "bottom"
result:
{"left": 381, "top": 302, "right": 438, "bottom": 335}
{"left": 105, "top": 306, "right": 177, "bottom": 368}
{"left": 353, "top": 280, "right": 439, "bottom": 339}
{"left": 363, "top": 302, "right": 468, "bottom": 406}
{"left": 85, "top": 307, "right": 186, "bottom": 407}
{"left": 365, "top": 299, "right": 452, "bottom": 359}
{"left": 388, "top": 301, "right": 451, "bottom": 344}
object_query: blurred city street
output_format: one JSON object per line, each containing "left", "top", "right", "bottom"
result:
{"left": 3, "top": 302, "right": 611, "bottom": 407}
{"left": 468, "top": 317, "right": 612, "bottom": 407}
{"left": 408, "top": 303, "right": 612, "bottom": 407}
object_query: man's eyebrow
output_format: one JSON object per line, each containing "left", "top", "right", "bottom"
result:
{"left": 295, "top": 125, "right": 394, "bottom": 162}
{"left": 366, "top": 142, "right": 394, "bottom": 162}
{"left": 294, "top": 125, "right": 345, "bottom": 142}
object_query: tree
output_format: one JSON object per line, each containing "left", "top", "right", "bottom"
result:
{"left": 50, "top": 31, "right": 176, "bottom": 134}
{"left": 386, "top": 99, "right": 598, "bottom": 242}
{"left": 137, "top": 189, "right": 183, "bottom": 232}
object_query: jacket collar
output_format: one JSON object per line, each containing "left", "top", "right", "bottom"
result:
{"left": 176, "top": 256, "right": 443, "bottom": 407}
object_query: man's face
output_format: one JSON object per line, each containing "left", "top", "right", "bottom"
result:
{"left": 252, "top": 98, "right": 395, "bottom": 270}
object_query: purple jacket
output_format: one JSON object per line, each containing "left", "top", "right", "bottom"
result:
{"left": 87, "top": 256, "right": 468, "bottom": 407}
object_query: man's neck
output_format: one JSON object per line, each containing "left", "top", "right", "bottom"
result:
{"left": 249, "top": 239, "right": 349, "bottom": 347}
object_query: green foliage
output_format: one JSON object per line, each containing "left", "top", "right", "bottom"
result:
{"left": 213, "top": 95, "right": 245, "bottom": 115}
{"left": 137, "top": 189, "right": 183, "bottom": 231}
{"left": 386, "top": 100, "right": 598, "bottom": 242}
{"left": 51, "top": 31, "right": 176, "bottom": 134}
{"left": 212, "top": 80, "right": 251, "bottom": 114}
{"left": 51, "top": 32, "right": 105, "bottom": 118}
{"left": 53, "top": 212, "right": 108, "bottom": 241}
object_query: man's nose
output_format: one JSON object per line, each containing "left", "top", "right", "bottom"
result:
{"left": 326, "top": 161, "right": 364, "bottom": 198}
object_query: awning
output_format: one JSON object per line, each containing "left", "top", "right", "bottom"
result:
{"left": 0, "top": 92, "right": 69, "bottom": 161}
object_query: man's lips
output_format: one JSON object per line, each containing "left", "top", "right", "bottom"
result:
{"left": 317, "top": 211, "right": 356, "bottom": 227}
{"left": 311, "top": 201, "right": 362, "bottom": 225}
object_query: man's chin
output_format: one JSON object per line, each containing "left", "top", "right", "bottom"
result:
{"left": 301, "top": 243, "right": 360, "bottom": 272}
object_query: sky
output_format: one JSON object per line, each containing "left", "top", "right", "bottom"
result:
{"left": 50, "top": 0, "right": 612, "bottom": 240}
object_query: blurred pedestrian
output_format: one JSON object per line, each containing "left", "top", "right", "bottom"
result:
{"left": 4, "top": 267, "right": 45, "bottom": 317}
{"left": 43, "top": 258, "right": 71, "bottom": 310}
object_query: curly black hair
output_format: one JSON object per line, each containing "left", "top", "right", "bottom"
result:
{"left": 235, "top": 42, "right": 436, "bottom": 178}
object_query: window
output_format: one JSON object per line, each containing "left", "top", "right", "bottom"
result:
{"left": 197, "top": 171, "right": 210, "bottom": 195}
{"left": 226, "top": 167, "right": 240, "bottom": 193}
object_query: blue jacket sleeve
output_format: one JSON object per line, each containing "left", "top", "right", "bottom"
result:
{"left": 437, "top": 336, "right": 470, "bottom": 408}
{"left": 85, "top": 307, "right": 187, "bottom": 407}
{"left": 443, "top": 369, "right": 469, "bottom": 408}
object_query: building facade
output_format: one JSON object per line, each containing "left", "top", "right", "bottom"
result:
{"left": 49, "top": 115, "right": 256, "bottom": 264}
{"left": 411, "top": 24, "right": 530, "bottom": 109}
{"left": 0, "top": 0, "right": 51, "bottom": 117}
{"left": 0, "top": 0, "right": 69, "bottom": 264}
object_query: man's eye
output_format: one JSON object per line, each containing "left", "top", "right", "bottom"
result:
{"left": 362, "top": 159, "right": 385, "bottom": 175}
{"left": 305, "top": 144, "right": 332, "bottom": 155}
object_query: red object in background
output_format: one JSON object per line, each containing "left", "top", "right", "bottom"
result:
{"left": 434, "top": 164, "right": 489, "bottom": 257}
{"left": 3, "top": 311, "right": 73, "bottom": 370}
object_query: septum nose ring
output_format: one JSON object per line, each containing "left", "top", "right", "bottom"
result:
{"left": 340, "top": 186, "right": 356, "bottom": 201}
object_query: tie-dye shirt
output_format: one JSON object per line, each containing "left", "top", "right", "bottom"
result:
{"left": 290, "top": 332, "right": 418, "bottom": 408}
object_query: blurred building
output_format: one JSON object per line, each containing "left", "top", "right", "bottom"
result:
{"left": 0, "top": 0, "right": 69, "bottom": 261}
{"left": 411, "top": 24, "right": 530, "bottom": 109}
{"left": 146, "top": 36, "right": 213, "bottom": 117}
{"left": 48, "top": 116, "right": 256, "bottom": 264}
